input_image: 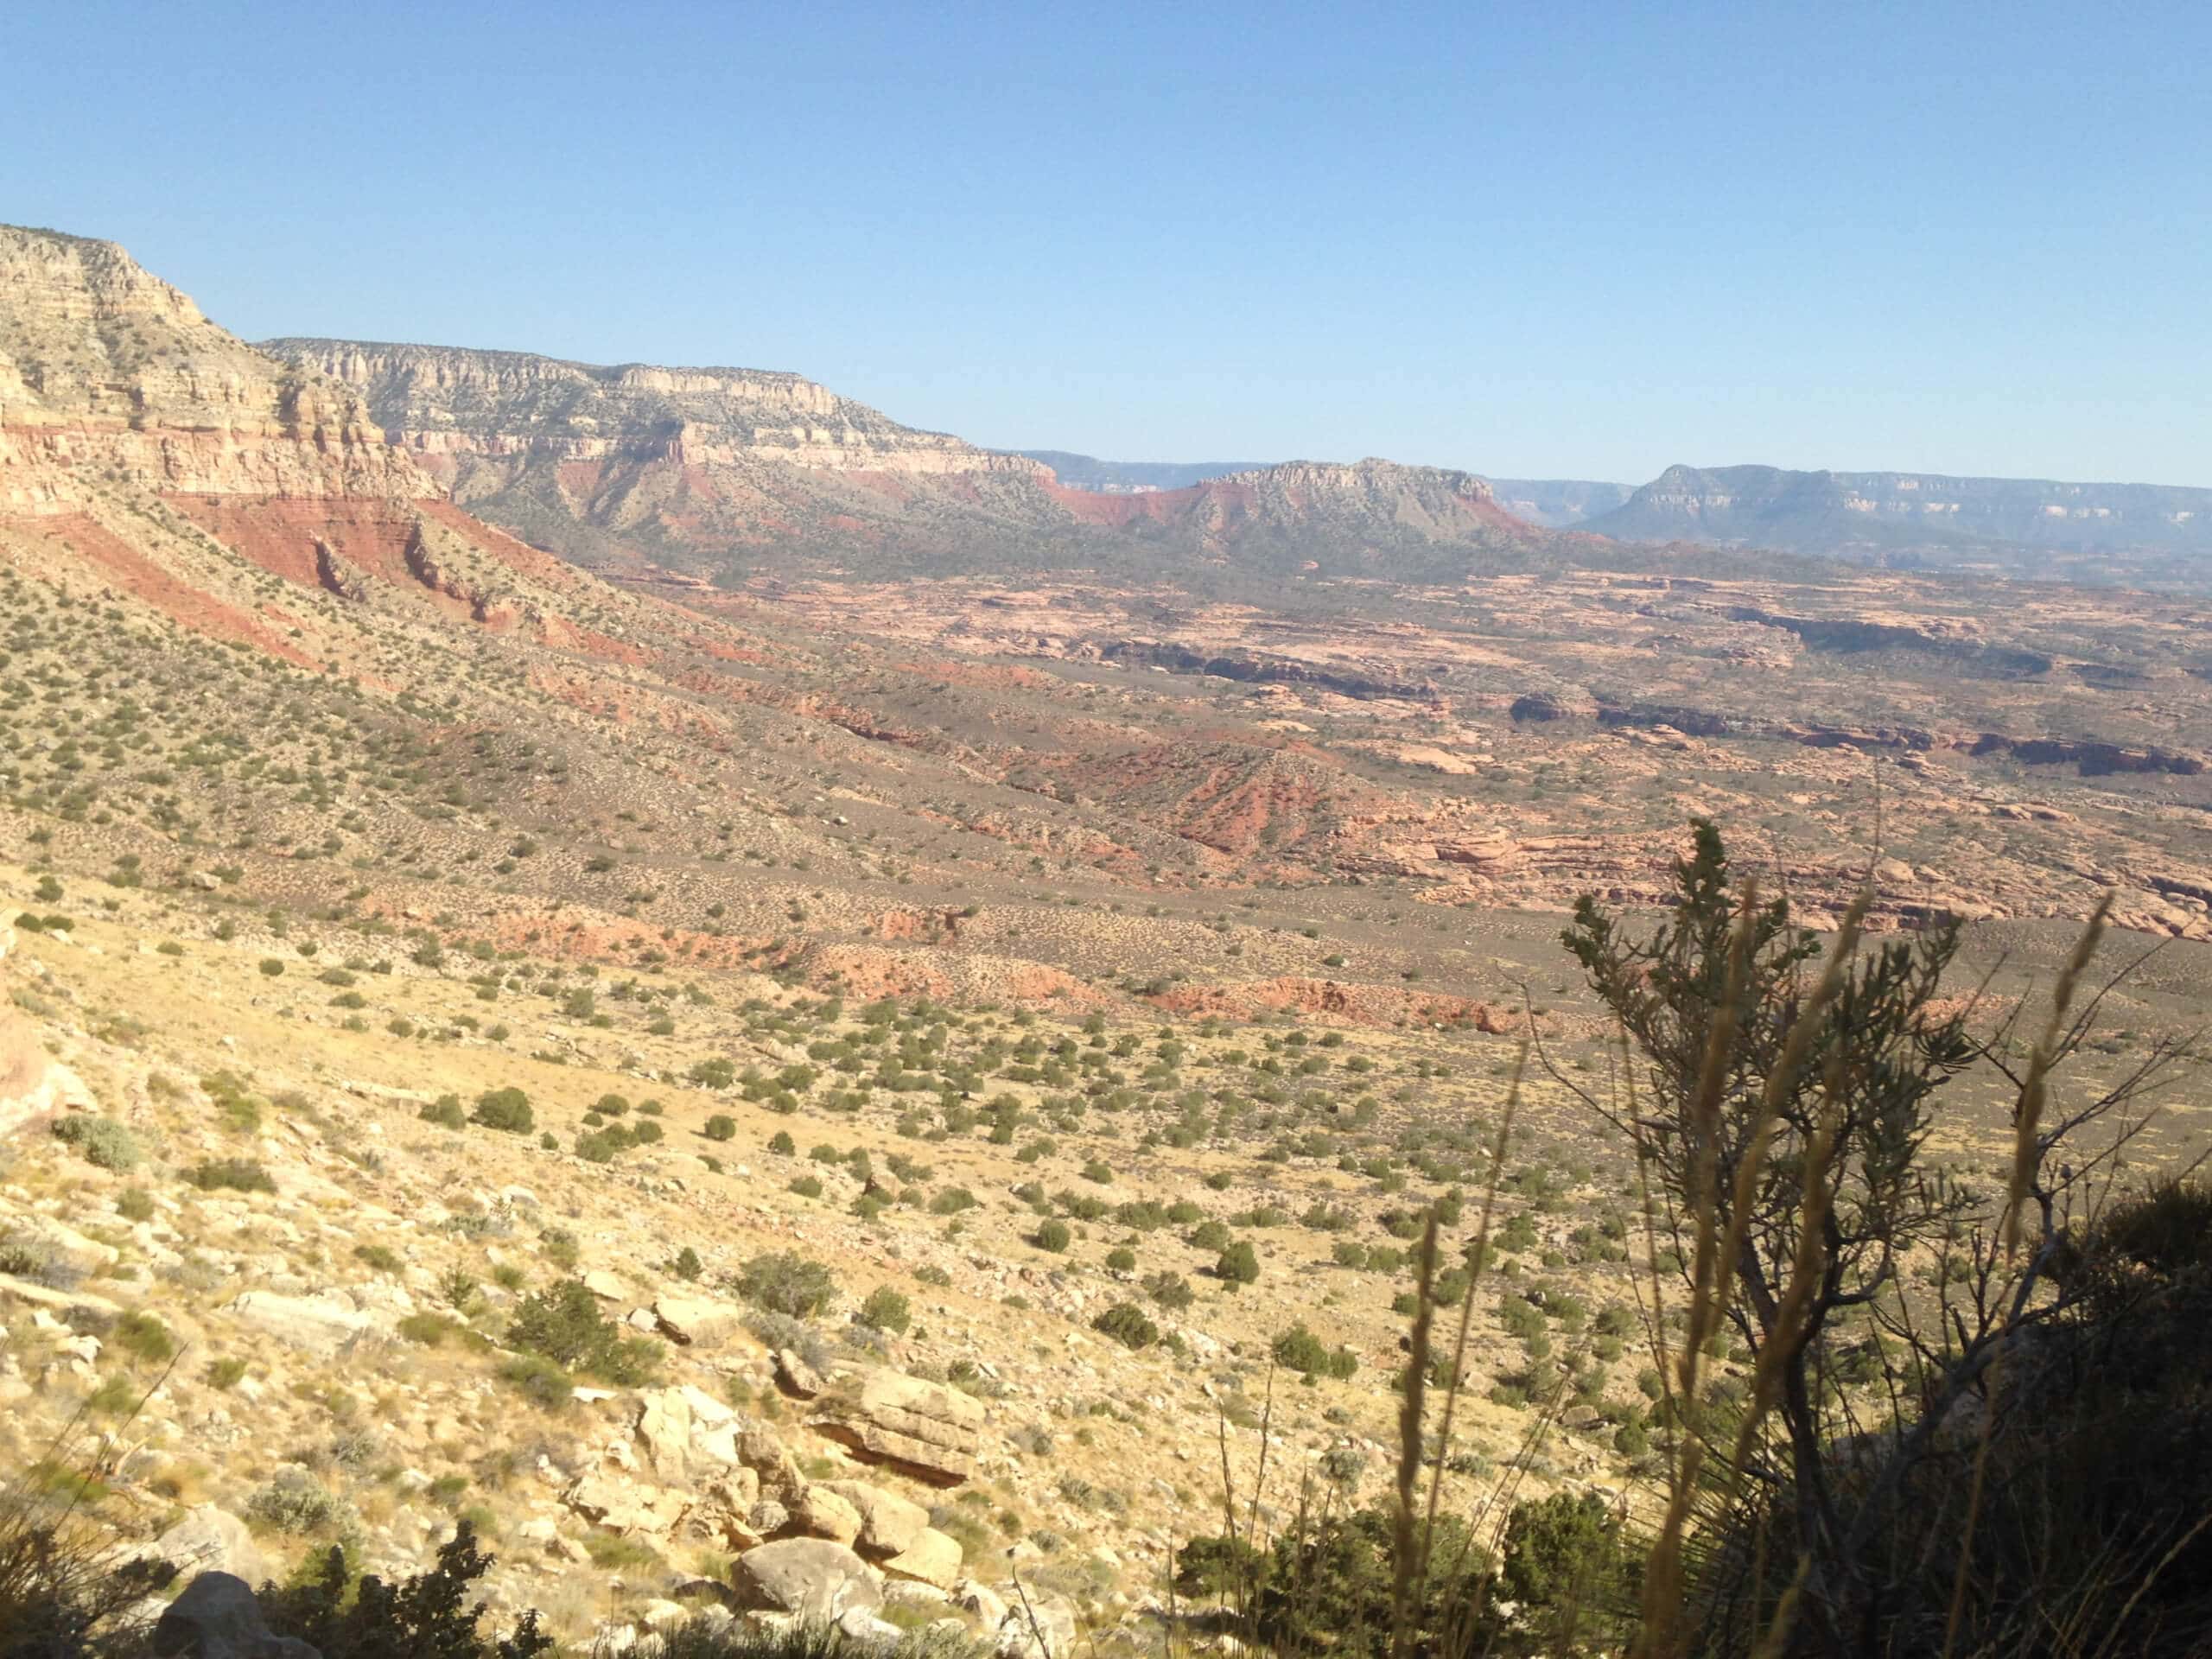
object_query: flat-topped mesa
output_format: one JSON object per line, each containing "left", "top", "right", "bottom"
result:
{"left": 1244, "top": 456, "right": 1503, "bottom": 507}
{"left": 0, "top": 225, "right": 432, "bottom": 510}
{"left": 1591, "top": 461, "right": 2212, "bottom": 553}
{"left": 263, "top": 337, "right": 1050, "bottom": 478}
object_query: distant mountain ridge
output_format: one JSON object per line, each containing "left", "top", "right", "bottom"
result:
{"left": 1016, "top": 451, "right": 1268, "bottom": 493}
{"left": 264, "top": 336, "right": 1560, "bottom": 580}
{"left": 1023, "top": 454, "right": 1639, "bottom": 531}
{"left": 1478, "top": 478, "right": 1637, "bottom": 529}
{"left": 1586, "top": 463, "right": 2212, "bottom": 557}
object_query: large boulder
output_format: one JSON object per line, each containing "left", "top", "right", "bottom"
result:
{"left": 634, "top": 1389, "right": 694, "bottom": 1485}
{"left": 227, "top": 1291, "right": 373, "bottom": 1355}
{"left": 137, "top": 1505, "right": 268, "bottom": 1586}
{"left": 150, "top": 1572, "right": 320, "bottom": 1659}
{"left": 776, "top": 1347, "right": 825, "bottom": 1398}
{"left": 739, "top": 1422, "right": 805, "bottom": 1501}
{"left": 654, "top": 1294, "right": 745, "bottom": 1347}
{"left": 728, "top": 1539, "right": 883, "bottom": 1620}
{"left": 823, "top": 1479, "right": 930, "bottom": 1558}
{"left": 794, "top": 1484, "right": 864, "bottom": 1546}
{"left": 995, "top": 1591, "right": 1079, "bottom": 1659}
{"left": 811, "top": 1368, "right": 985, "bottom": 1485}
{"left": 836, "top": 1605, "right": 909, "bottom": 1650}
{"left": 628, "top": 1385, "right": 760, "bottom": 1487}
{"left": 564, "top": 1470, "right": 694, "bottom": 1536}
{"left": 957, "top": 1580, "right": 1011, "bottom": 1628}
{"left": 883, "top": 1527, "right": 963, "bottom": 1590}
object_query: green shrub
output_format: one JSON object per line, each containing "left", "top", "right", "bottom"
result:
{"left": 186, "top": 1159, "right": 275, "bottom": 1194}
{"left": 859, "top": 1286, "right": 912, "bottom": 1334}
{"left": 1173, "top": 1534, "right": 1268, "bottom": 1599}
{"left": 471, "top": 1087, "right": 533, "bottom": 1134}
{"left": 1271, "top": 1322, "right": 1357, "bottom": 1379}
{"left": 259, "top": 1520, "right": 550, "bottom": 1659}
{"left": 1106, "top": 1247, "right": 1138, "bottom": 1273}
{"left": 734, "top": 1252, "right": 838, "bottom": 1318}
{"left": 246, "top": 1468, "right": 348, "bottom": 1535}
{"left": 418, "top": 1095, "right": 466, "bottom": 1130}
{"left": 52, "top": 1116, "right": 141, "bottom": 1172}
{"left": 507, "top": 1279, "right": 659, "bottom": 1385}
{"left": 111, "top": 1311, "right": 174, "bottom": 1364}
{"left": 498, "top": 1351, "right": 573, "bottom": 1409}
{"left": 705, "top": 1115, "right": 737, "bottom": 1141}
{"left": 1216, "top": 1240, "right": 1261, "bottom": 1285}
{"left": 205, "top": 1357, "right": 249, "bottom": 1390}
{"left": 399, "top": 1312, "right": 461, "bottom": 1347}
{"left": 1092, "top": 1302, "right": 1160, "bottom": 1351}
{"left": 1499, "top": 1491, "right": 1637, "bottom": 1636}
{"left": 1146, "top": 1272, "right": 1195, "bottom": 1311}
{"left": 1035, "top": 1219, "right": 1072, "bottom": 1253}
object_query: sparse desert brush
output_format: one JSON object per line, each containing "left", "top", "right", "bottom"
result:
{"left": 857, "top": 1285, "right": 912, "bottom": 1334}
{"left": 185, "top": 1157, "right": 275, "bottom": 1194}
{"left": 50, "top": 1116, "right": 139, "bottom": 1172}
{"left": 734, "top": 1251, "right": 838, "bottom": 1318}
{"left": 1091, "top": 1302, "right": 1160, "bottom": 1351}
{"left": 507, "top": 1280, "right": 659, "bottom": 1386}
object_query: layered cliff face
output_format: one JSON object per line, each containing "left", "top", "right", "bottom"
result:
{"left": 260, "top": 338, "right": 1561, "bottom": 579}
{"left": 1589, "top": 463, "right": 2212, "bottom": 556}
{"left": 264, "top": 338, "right": 1043, "bottom": 479}
{"left": 0, "top": 226, "right": 432, "bottom": 509}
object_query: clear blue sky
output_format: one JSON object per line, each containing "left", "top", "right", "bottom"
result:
{"left": 7, "top": 1, "right": 2209, "bottom": 484}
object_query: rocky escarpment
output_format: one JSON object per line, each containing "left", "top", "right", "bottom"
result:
{"left": 0, "top": 226, "right": 431, "bottom": 511}
{"left": 1050, "top": 458, "right": 1532, "bottom": 549}
{"left": 1589, "top": 462, "right": 2212, "bottom": 556}
{"left": 263, "top": 339, "right": 1569, "bottom": 579}
{"left": 264, "top": 338, "right": 1044, "bottom": 480}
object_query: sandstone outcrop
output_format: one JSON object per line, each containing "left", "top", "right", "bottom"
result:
{"left": 652, "top": 1293, "right": 745, "bottom": 1346}
{"left": 728, "top": 1538, "right": 884, "bottom": 1620}
{"left": 0, "top": 227, "right": 432, "bottom": 512}
{"left": 811, "top": 1367, "right": 986, "bottom": 1485}
{"left": 821, "top": 1480, "right": 931, "bottom": 1558}
{"left": 136, "top": 1505, "right": 269, "bottom": 1586}
{"left": 226, "top": 1290, "right": 376, "bottom": 1355}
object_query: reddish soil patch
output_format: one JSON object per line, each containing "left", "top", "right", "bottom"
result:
{"left": 167, "top": 494, "right": 416, "bottom": 589}
{"left": 1044, "top": 480, "right": 1206, "bottom": 527}
{"left": 14, "top": 512, "right": 320, "bottom": 668}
